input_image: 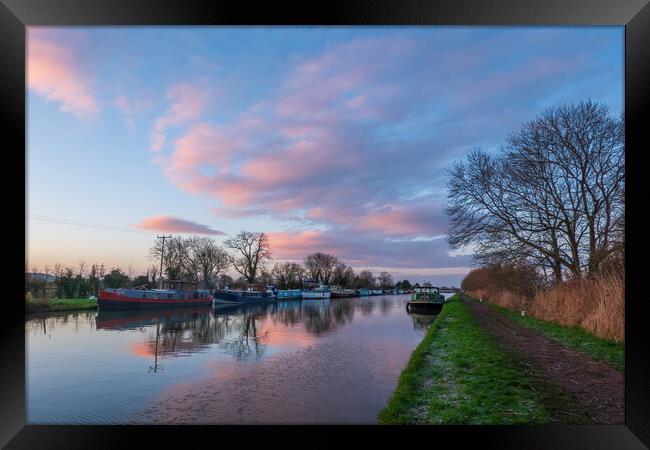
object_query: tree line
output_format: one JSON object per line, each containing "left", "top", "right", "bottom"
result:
{"left": 447, "top": 100, "right": 624, "bottom": 288}
{"left": 148, "top": 232, "right": 416, "bottom": 290}
{"left": 26, "top": 230, "right": 438, "bottom": 299}
{"left": 24, "top": 262, "right": 146, "bottom": 299}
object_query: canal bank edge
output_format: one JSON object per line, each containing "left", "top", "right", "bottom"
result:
{"left": 26, "top": 298, "right": 98, "bottom": 314}
{"left": 378, "top": 295, "right": 592, "bottom": 425}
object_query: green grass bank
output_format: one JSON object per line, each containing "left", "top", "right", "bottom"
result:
{"left": 488, "top": 303, "right": 624, "bottom": 371}
{"left": 379, "top": 296, "right": 555, "bottom": 424}
{"left": 26, "top": 298, "right": 98, "bottom": 313}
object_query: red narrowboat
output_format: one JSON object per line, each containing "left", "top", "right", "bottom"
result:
{"left": 98, "top": 280, "right": 213, "bottom": 310}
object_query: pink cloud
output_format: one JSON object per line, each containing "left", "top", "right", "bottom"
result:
{"left": 134, "top": 216, "right": 225, "bottom": 235}
{"left": 354, "top": 203, "right": 446, "bottom": 237}
{"left": 267, "top": 228, "right": 471, "bottom": 271}
{"left": 27, "top": 30, "right": 99, "bottom": 117}
{"left": 268, "top": 231, "right": 339, "bottom": 260}
{"left": 113, "top": 93, "right": 153, "bottom": 129}
{"left": 150, "top": 32, "right": 589, "bottom": 265}
{"left": 150, "top": 81, "right": 216, "bottom": 152}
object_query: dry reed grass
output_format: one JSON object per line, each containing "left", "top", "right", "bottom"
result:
{"left": 468, "top": 272, "right": 624, "bottom": 342}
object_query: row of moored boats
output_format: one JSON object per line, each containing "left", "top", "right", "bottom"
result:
{"left": 97, "top": 279, "right": 411, "bottom": 310}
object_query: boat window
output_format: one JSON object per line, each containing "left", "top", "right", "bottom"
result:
{"left": 168, "top": 294, "right": 173, "bottom": 299}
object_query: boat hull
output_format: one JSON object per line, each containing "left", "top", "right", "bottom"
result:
{"left": 406, "top": 301, "right": 443, "bottom": 314}
{"left": 98, "top": 291, "right": 212, "bottom": 310}
{"left": 213, "top": 290, "right": 276, "bottom": 304}
{"left": 301, "top": 291, "right": 331, "bottom": 299}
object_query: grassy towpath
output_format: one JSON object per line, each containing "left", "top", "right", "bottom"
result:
{"left": 26, "top": 298, "right": 97, "bottom": 313}
{"left": 379, "top": 295, "right": 579, "bottom": 424}
{"left": 380, "top": 292, "right": 625, "bottom": 424}
{"left": 465, "top": 298, "right": 623, "bottom": 424}
{"left": 487, "top": 303, "right": 623, "bottom": 371}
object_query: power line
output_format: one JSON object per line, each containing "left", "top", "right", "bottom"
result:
{"left": 27, "top": 214, "right": 153, "bottom": 235}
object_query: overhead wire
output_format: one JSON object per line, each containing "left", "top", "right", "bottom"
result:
{"left": 27, "top": 214, "right": 153, "bottom": 235}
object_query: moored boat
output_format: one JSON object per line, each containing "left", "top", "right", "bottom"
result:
{"left": 98, "top": 280, "right": 213, "bottom": 310}
{"left": 406, "top": 284, "right": 445, "bottom": 314}
{"left": 356, "top": 288, "right": 370, "bottom": 297}
{"left": 369, "top": 289, "right": 383, "bottom": 296}
{"left": 330, "top": 285, "right": 346, "bottom": 299}
{"left": 276, "top": 289, "right": 302, "bottom": 300}
{"left": 213, "top": 284, "right": 276, "bottom": 304}
{"left": 301, "top": 284, "right": 331, "bottom": 299}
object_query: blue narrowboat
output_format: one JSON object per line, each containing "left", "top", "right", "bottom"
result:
{"left": 276, "top": 289, "right": 303, "bottom": 300}
{"left": 213, "top": 284, "right": 276, "bottom": 304}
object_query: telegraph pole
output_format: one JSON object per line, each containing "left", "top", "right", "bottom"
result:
{"left": 157, "top": 235, "right": 172, "bottom": 289}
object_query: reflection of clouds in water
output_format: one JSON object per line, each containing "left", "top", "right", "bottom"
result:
{"left": 135, "top": 334, "right": 418, "bottom": 424}
{"left": 100, "top": 297, "right": 409, "bottom": 364}
{"left": 28, "top": 294, "right": 426, "bottom": 424}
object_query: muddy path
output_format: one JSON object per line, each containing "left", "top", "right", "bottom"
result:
{"left": 465, "top": 299, "right": 624, "bottom": 424}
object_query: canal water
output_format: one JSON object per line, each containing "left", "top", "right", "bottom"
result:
{"left": 27, "top": 294, "right": 450, "bottom": 424}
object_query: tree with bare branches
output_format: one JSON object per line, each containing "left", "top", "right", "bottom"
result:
{"left": 186, "top": 236, "right": 231, "bottom": 289}
{"left": 446, "top": 100, "right": 624, "bottom": 281}
{"left": 271, "top": 262, "right": 305, "bottom": 289}
{"left": 304, "top": 252, "right": 339, "bottom": 284}
{"left": 224, "top": 231, "right": 272, "bottom": 283}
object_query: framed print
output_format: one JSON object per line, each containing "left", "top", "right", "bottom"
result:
{"left": 3, "top": 0, "right": 649, "bottom": 448}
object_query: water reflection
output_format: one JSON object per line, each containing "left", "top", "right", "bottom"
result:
{"left": 379, "top": 297, "right": 392, "bottom": 315}
{"left": 90, "top": 298, "right": 402, "bottom": 369}
{"left": 408, "top": 312, "right": 439, "bottom": 329}
{"left": 28, "top": 294, "right": 426, "bottom": 424}
{"left": 97, "top": 307, "right": 218, "bottom": 372}
{"left": 222, "top": 312, "right": 267, "bottom": 360}
{"left": 27, "top": 310, "right": 97, "bottom": 337}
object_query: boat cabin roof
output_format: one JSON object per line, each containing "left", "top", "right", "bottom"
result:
{"left": 413, "top": 285, "right": 440, "bottom": 293}
{"left": 163, "top": 279, "right": 199, "bottom": 291}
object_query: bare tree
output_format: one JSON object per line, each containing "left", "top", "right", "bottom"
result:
{"left": 149, "top": 236, "right": 192, "bottom": 281}
{"left": 304, "top": 252, "right": 339, "bottom": 284}
{"left": 272, "top": 262, "right": 306, "bottom": 289}
{"left": 43, "top": 264, "right": 51, "bottom": 298}
{"left": 378, "top": 271, "right": 394, "bottom": 289}
{"left": 224, "top": 231, "right": 272, "bottom": 283}
{"left": 187, "top": 236, "right": 231, "bottom": 289}
{"left": 78, "top": 261, "right": 87, "bottom": 279}
{"left": 331, "top": 262, "right": 355, "bottom": 288}
{"left": 147, "top": 264, "right": 158, "bottom": 286}
{"left": 446, "top": 100, "right": 624, "bottom": 281}
{"left": 356, "top": 270, "right": 375, "bottom": 289}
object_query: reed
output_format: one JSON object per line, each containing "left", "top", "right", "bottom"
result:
{"left": 467, "top": 271, "right": 624, "bottom": 343}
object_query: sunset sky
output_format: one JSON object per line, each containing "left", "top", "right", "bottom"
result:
{"left": 26, "top": 27, "right": 623, "bottom": 286}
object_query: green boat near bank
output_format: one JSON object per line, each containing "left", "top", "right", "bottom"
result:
{"left": 406, "top": 284, "right": 445, "bottom": 314}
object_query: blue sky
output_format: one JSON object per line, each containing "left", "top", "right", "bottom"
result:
{"left": 26, "top": 26, "right": 624, "bottom": 285}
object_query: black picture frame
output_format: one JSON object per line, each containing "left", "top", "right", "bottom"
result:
{"left": 3, "top": 0, "right": 648, "bottom": 448}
